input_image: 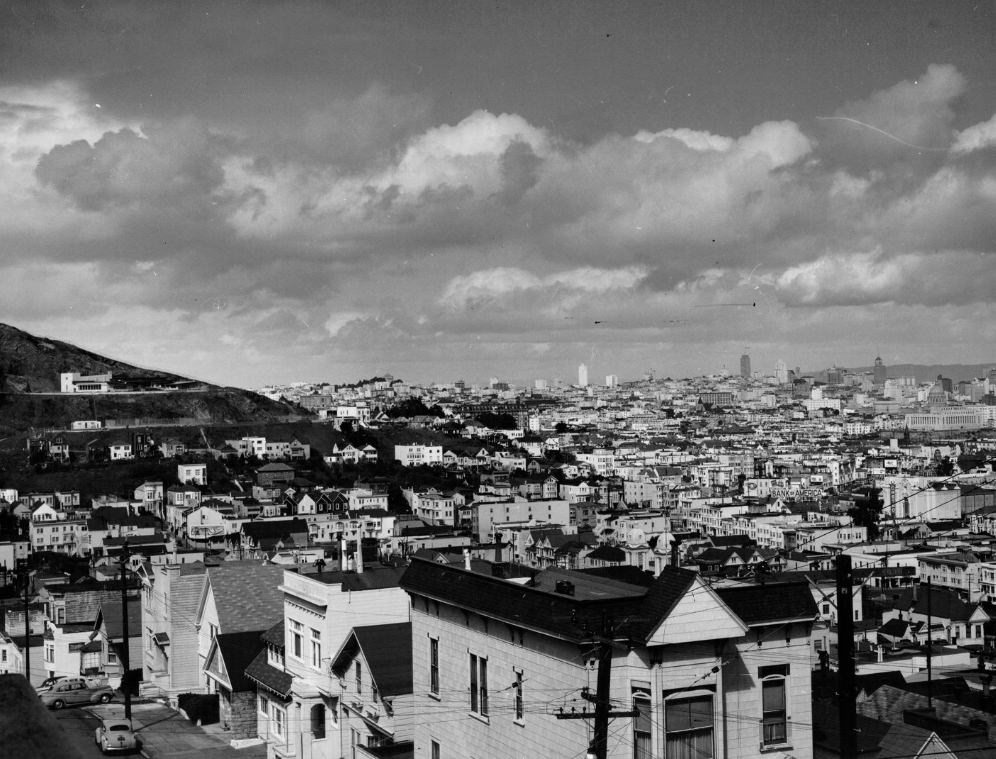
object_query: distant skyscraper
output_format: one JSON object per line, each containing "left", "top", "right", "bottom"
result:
{"left": 775, "top": 360, "right": 788, "bottom": 384}
{"left": 873, "top": 356, "right": 887, "bottom": 384}
{"left": 740, "top": 353, "right": 751, "bottom": 379}
{"left": 578, "top": 363, "right": 589, "bottom": 387}
{"left": 534, "top": 378, "right": 548, "bottom": 390}
{"left": 827, "top": 366, "right": 844, "bottom": 386}
{"left": 605, "top": 374, "right": 618, "bottom": 388}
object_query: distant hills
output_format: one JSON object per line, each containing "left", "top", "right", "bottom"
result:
{"left": 0, "top": 323, "right": 304, "bottom": 437}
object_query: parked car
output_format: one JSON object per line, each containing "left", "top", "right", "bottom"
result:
{"left": 94, "top": 717, "right": 137, "bottom": 754}
{"left": 39, "top": 677, "right": 115, "bottom": 709}
{"left": 34, "top": 675, "right": 69, "bottom": 693}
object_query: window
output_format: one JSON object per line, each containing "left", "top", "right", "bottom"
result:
{"left": 258, "top": 695, "right": 268, "bottom": 716}
{"left": 665, "top": 694, "right": 713, "bottom": 759}
{"left": 469, "top": 653, "right": 488, "bottom": 717}
{"left": 429, "top": 637, "right": 439, "bottom": 696}
{"left": 760, "top": 664, "right": 789, "bottom": 746}
{"left": 431, "top": 740, "right": 440, "bottom": 759}
{"left": 290, "top": 620, "right": 303, "bottom": 659}
{"left": 311, "top": 704, "right": 326, "bottom": 739}
{"left": 311, "top": 629, "right": 322, "bottom": 669}
{"left": 44, "top": 645, "right": 54, "bottom": 664}
{"left": 355, "top": 661, "right": 362, "bottom": 694}
{"left": 271, "top": 704, "right": 285, "bottom": 738}
{"left": 514, "top": 670, "right": 524, "bottom": 722}
{"left": 633, "top": 687, "right": 651, "bottom": 759}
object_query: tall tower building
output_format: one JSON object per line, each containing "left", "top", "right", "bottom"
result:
{"left": 775, "top": 360, "right": 789, "bottom": 385}
{"left": 873, "top": 356, "right": 887, "bottom": 385}
{"left": 578, "top": 363, "right": 589, "bottom": 387}
{"left": 605, "top": 374, "right": 618, "bottom": 388}
{"left": 740, "top": 353, "right": 751, "bottom": 379}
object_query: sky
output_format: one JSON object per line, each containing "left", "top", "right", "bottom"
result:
{"left": 1, "top": 0, "right": 995, "bottom": 388}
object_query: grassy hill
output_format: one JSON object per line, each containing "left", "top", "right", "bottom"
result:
{"left": 0, "top": 322, "right": 305, "bottom": 437}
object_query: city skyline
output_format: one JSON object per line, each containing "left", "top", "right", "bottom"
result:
{"left": 1, "top": 2, "right": 994, "bottom": 387}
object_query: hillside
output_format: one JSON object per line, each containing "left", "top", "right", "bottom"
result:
{"left": 0, "top": 322, "right": 305, "bottom": 436}
{"left": 0, "top": 322, "right": 192, "bottom": 393}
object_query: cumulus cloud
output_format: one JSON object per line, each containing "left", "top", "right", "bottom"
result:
{"left": 818, "top": 64, "right": 965, "bottom": 168}
{"left": 35, "top": 121, "right": 226, "bottom": 212}
{"left": 776, "top": 249, "right": 996, "bottom": 307}
{"left": 439, "top": 266, "right": 648, "bottom": 308}
{"left": 3, "top": 64, "right": 995, "bottom": 385}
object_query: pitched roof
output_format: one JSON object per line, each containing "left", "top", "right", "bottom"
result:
{"left": 350, "top": 622, "right": 413, "bottom": 698}
{"left": 96, "top": 600, "right": 143, "bottom": 640}
{"left": 203, "top": 561, "right": 285, "bottom": 633}
{"left": 715, "top": 580, "right": 818, "bottom": 625}
{"left": 215, "top": 629, "right": 267, "bottom": 693}
{"left": 245, "top": 649, "right": 293, "bottom": 698}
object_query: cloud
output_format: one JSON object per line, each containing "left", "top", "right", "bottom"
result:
{"left": 818, "top": 64, "right": 965, "bottom": 168}
{"left": 35, "top": 121, "right": 225, "bottom": 212}
{"left": 439, "top": 266, "right": 648, "bottom": 309}
{"left": 951, "top": 113, "right": 996, "bottom": 154}
{"left": 776, "top": 249, "right": 996, "bottom": 307}
{"left": 3, "top": 65, "right": 995, "bottom": 385}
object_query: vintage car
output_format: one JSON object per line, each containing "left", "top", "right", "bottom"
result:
{"left": 38, "top": 677, "right": 115, "bottom": 709}
{"left": 94, "top": 717, "right": 138, "bottom": 754}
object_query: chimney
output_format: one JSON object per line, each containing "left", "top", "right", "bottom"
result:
{"left": 463, "top": 549, "right": 471, "bottom": 571}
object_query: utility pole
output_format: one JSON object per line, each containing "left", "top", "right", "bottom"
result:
{"left": 836, "top": 554, "right": 857, "bottom": 758}
{"left": 556, "top": 623, "right": 637, "bottom": 759}
{"left": 24, "top": 567, "right": 31, "bottom": 683}
{"left": 119, "top": 542, "right": 132, "bottom": 720}
{"left": 926, "top": 577, "right": 932, "bottom": 710}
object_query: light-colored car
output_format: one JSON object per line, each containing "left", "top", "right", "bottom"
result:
{"left": 94, "top": 717, "right": 137, "bottom": 754}
{"left": 39, "top": 677, "right": 115, "bottom": 709}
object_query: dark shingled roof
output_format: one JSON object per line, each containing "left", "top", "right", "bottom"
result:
{"left": 215, "top": 630, "right": 266, "bottom": 693}
{"left": 402, "top": 559, "right": 672, "bottom": 644}
{"left": 205, "top": 561, "right": 285, "bottom": 633}
{"left": 337, "top": 622, "right": 413, "bottom": 698}
{"left": 715, "top": 580, "right": 817, "bottom": 625}
{"left": 303, "top": 565, "right": 407, "bottom": 591}
{"left": 245, "top": 650, "right": 293, "bottom": 698}
{"left": 242, "top": 519, "right": 309, "bottom": 539}
{"left": 586, "top": 545, "right": 626, "bottom": 563}
{"left": 261, "top": 621, "right": 284, "bottom": 648}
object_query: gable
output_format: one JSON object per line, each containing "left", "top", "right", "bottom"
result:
{"left": 645, "top": 575, "right": 747, "bottom": 645}
{"left": 204, "top": 637, "right": 231, "bottom": 689}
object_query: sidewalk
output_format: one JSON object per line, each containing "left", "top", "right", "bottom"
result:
{"left": 87, "top": 702, "right": 267, "bottom": 759}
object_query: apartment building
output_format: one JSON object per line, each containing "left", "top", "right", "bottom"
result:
{"left": 400, "top": 559, "right": 817, "bottom": 759}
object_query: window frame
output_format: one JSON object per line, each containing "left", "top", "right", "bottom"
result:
{"left": 632, "top": 685, "right": 652, "bottom": 759}
{"left": 663, "top": 689, "right": 715, "bottom": 759}
{"left": 429, "top": 636, "right": 440, "bottom": 696}
{"left": 310, "top": 703, "right": 326, "bottom": 739}
{"left": 513, "top": 668, "right": 524, "bottom": 723}
{"left": 759, "top": 664, "right": 790, "bottom": 747}
{"left": 469, "top": 652, "right": 489, "bottom": 718}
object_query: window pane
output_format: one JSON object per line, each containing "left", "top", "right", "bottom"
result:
{"left": 762, "top": 680, "right": 785, "bottom": 713}
{"left": 469, "top": 654, "right": 478, "bottom": 712}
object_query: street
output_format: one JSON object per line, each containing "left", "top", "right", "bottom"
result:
{"left": 52, "top": 703, "right": 137, "bottom": 758}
